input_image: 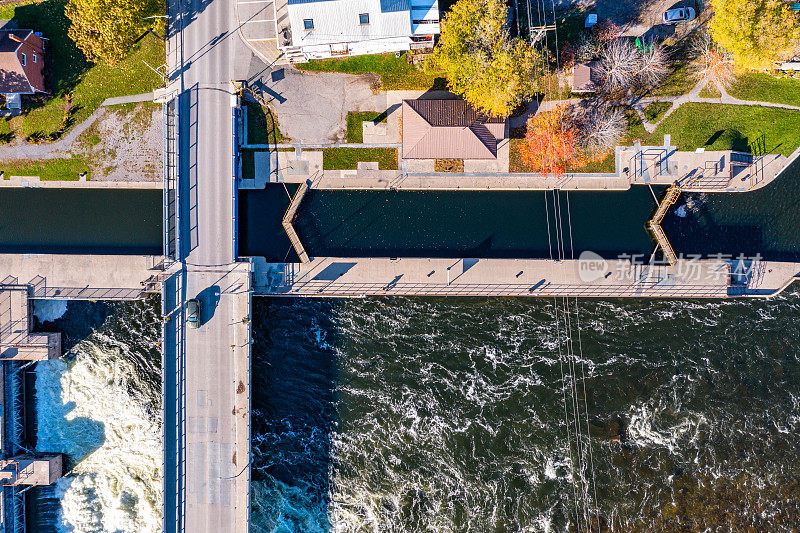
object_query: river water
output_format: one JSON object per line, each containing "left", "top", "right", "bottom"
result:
{"left": 22, "top": 162, "right": 800, "bottom": 531}
{"left": 250, "top": 292, "right": 800, "bottom": 532}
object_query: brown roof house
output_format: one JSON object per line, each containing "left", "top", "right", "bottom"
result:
{"left": 571, "top": 60, "right": 602, "bottom": 93}
{"left": 0, "top": 28, "right": 46, "bottom": 111}
{"left": 402, "top": 99, "right": 507, "bottom": 160}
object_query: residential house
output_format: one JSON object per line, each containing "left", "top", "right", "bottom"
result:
{"left": 0, "top": 28, "right": 46, "bottom": 110}
{"left": 285, "top": 0, "right": 439, "bottom": 60}
{"left": 402, "top": 99, "right": 507, "bottom": 160}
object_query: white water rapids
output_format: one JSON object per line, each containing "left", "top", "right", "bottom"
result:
{"left": 33, "top": 301, "right": 163, "bottom": 533}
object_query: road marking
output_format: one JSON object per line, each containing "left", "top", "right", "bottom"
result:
{"left": 243, "top": 18, "right": 275, "bottom": 23}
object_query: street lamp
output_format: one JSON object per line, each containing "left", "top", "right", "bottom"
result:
{"left": 446, "top": 266, "right": 451, "bottom": 286}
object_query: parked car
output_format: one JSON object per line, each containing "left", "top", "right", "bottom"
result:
{"left": 186, "top": 299, "right": 201, "bottom": 328}
{"left": 662, "top": 7, "right": 696, "bottom": 24}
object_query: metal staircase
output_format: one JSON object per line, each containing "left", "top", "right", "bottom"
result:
{"left": 648, "top": 184, "right": 681, "bottom": 266}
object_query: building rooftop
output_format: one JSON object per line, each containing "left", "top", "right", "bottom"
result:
{"left": 402, "top": 99, "right": 506, "bottom": 160}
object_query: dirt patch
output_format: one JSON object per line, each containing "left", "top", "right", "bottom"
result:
{"left": 81, "top": 103, "right": 163, "bottom": 181}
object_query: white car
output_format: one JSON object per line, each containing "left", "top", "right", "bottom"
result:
{"left": 662, "top": 7, "right": 696, "bottom": 24}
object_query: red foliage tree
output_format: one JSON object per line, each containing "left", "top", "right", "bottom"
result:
{"left": 520, "top": 105, "right": 582, "bottom": 176}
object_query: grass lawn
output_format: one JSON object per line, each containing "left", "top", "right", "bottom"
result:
{"left": 323, "top": 148, "right": 398, "bottom": 170}
{"left": 643, "top": 101, "right": 671, "bottom": 122}
{"left": 649, "top": 103, "right": 800, "bottom": 156}
{"left": 646, "top": 57, "right": 695, "bottom": 97}
{"left": 298, "top": 52, "right": 446, "bottom": 90}
{"left": 246, "top": 103, "right": 286, "bottom": 145}
{"left": 0, "top": 119, "right": 12, "bottom": 143}
{"left": 4, "top": 0, "right": 165, "bottom": 141}
{"left": 698, "top": 83, "right": 721, "bottom": 98}
{"left": 727, "top": 72, "right": 800, "bottom": 107}
{"left": 346, "top": 111, "right": 388, "bottom": 143}
{"left": 1, "top": 157, "right": 88, "bottom": 180}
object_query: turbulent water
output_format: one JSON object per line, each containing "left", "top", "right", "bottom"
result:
{"left": 32, "top": 297, "right": 163, "bottom": 533}
{"left": 250, "top": 291, "right": 800, "bottom": 532}
{"left": 26, "top": 288, "right": 800, "bottom": 532}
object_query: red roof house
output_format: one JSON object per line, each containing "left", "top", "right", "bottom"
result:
{"left": 0, "top": 29, "right": 46, "bottom": 95}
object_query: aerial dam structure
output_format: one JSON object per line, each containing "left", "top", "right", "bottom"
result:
{"left": 0, "top": 2, "right": 798, "bottom": 533}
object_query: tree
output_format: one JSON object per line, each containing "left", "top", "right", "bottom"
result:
{"left": 427, "top": 0, "right": 546, "bottom": 117}
{"left": 637, "top": 43, "right": 670, "bottom": 90}
{"left": 599, "top": 38, "right": 640, "bottom": 93}
{"left": 709, "top": 0, "right": 800, "bottom": 70}
{"left": 66, "top": 0, "right": 163, "bottom": 64}
{"left": 690, "top": 31, "right": 736, "bottom": 88}
{"left": 599, "top": 39, "right": 669, "bottom": 93}
{"left": 520, "top": 105, "right": 581, "bottom": 175}
{"left": 573, "top": 103, "right": 625, "bottom": 161}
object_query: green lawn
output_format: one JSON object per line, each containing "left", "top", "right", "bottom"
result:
{"left": 246, "top": 103, "right": 286, "bottom": 145}
{"left": 5, "top": 0, "right": 165, "bottom": 141}
{"left": 727, "top": 72, "right": 800, "bottom": 107}
{"left": 1, "top": 157, "right": 88, "bottom": 180}
{"left": 241, "top": 149, "right": 256, "bottom": 179}
{"left": 322, "top": 148, "right": 398, "bottom": 170}
{"left": 346, "top": 111, "right": 388, "bottom": 143}
{"left": 649, "top": 103, "right": 800, "bottom": 156}
{"left": 643, "top": 101, "right": 671, "bottom": 122}
{"left": 298, "top": 52, "right": 446, "bottom": 90}
{"left": 646, "top": 57, "right": 695, "bottom": 97}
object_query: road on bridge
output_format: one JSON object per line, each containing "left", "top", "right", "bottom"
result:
{"left": 164, "top": 0, "right": 253, "bottom": 531}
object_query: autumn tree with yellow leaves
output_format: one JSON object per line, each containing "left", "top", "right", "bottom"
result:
{"left": 66, "top": 0, "right": 163, "bottom": 64}
{"left": 709, "top": 0, "right": 800, "bottom": 70}
{"left": 427, "top": 0, "right": 547, "bottom": 118}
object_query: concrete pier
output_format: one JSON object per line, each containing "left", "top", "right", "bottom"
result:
{"left": 254, "top": 257, "right": 800, "bottom": 299}
{"left": 0, "top": 254, "right": 176, "bottom": 300}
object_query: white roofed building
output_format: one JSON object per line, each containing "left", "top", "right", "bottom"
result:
{"left": 284, "top": 0, "right": 439, "bottom": 60}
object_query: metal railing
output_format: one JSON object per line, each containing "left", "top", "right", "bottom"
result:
{"left": 164, "top": 98, "right": 181, "bottom": 261}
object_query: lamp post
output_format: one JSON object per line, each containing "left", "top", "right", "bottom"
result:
{"left": 446, "top": 266, "right": 451, "bottom": 286}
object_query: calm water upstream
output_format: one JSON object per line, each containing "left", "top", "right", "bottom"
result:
{"left": 0, "top": 189, "right": 162, "bottom": 254}
{"left": 240, "top": 158, "right": 800, "bottom": 262}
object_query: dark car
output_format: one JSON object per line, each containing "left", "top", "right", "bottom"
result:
{"left": 186, "top": 299, "right": 201, "bottom": 328}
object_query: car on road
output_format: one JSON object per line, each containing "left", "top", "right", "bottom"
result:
{"left": 186, "top": 299, "right": 201, "bottom": 328}
{"left": 662, "top": 7, "right": 696, "bottom": 24}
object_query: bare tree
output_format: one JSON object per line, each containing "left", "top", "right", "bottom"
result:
{"left": 600, "top": 39, "right": 640, "bottom": 93}
{"left": 638, "top": 43, "right": 670, "bottom": 90}
{"left": 690, "top": 31, "right": 736, "bottom": 89}
{"left": 573, "top": 102, "right": 626, "bottom": 160}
